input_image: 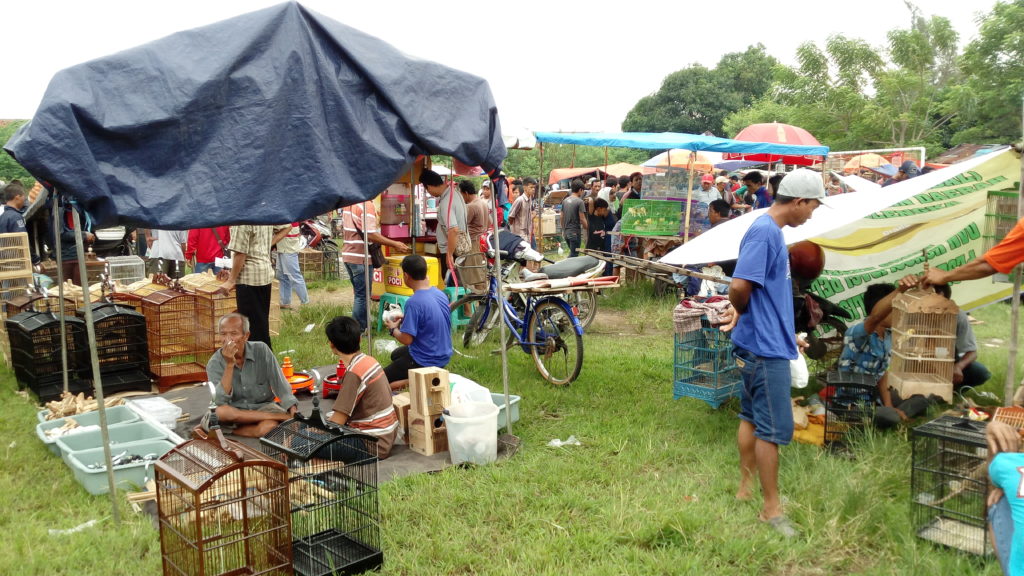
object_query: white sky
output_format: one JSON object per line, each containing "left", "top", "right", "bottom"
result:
{"left": 1, "top": 0, "right": 991, "bottom": 134}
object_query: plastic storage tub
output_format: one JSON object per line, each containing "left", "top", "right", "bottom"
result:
{"left": 490, "top": 393, "right": 521, "bottom": 431}
{"left": 66, "top": 439, "right": 177, "bottom": 495}
{"left": 36, "top": 405, "right": 141, "bottom": 456}
{"left": 445, "top": 402, "right": 499, "bottom": 466}
{"left": 128, "top": 396, "right": 183, "bottom": 430}
{"left": 56, "top": 420, "right": 168, "bottom": 464}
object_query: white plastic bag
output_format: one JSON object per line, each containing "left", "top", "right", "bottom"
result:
{"left": 790, "top": 354, "right": 809, "bottom": 389}
{"left": 449, "top": 373, "right": 493, "bottom": 405}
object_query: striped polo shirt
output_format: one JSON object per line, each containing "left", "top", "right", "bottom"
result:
{"left": 331, "top": 352, "right": 399, "bottom": 458}
{"left": 341, "top": 202, "right": 379, "bottom": 265}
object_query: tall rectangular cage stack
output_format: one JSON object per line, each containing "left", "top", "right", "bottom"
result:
{"left": 672, "top": 314, "right": 741, "bottom": 409}
{"left": 5, "top": 311, "right": 90, "bottom": 401}
{"left": 142, "top": 290, "right": 213, "bottom": 392}
{"left": 889, "top": 289, "right": 958, "bottom": 404}
{"left": 320, "top": 244, "right": 340, "bottom": 281}
{"left": 260, "top": 413, "right": 383, "bottom": 576}
{"left": 911, "top": 415, "right": 990, "bottom": 556}
{"left": 78, "top": 302, "right": 152, "bottom": 395}
{"left": 823, "top": 371, "right": 878, "bottom": 449}
{"left": 156, "top": 429, "right": 293, "bottom": 576}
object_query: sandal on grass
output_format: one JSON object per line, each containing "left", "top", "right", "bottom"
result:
{"left": 761, "top": 515, "right": 799, "bottom": 538}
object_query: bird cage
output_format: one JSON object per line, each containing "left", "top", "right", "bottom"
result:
{"left": 105, "top": 255, "right": 147, "bottom": 284}
{"left": 298, "top": 249, "right": 324, "bottom": 281}
{"left": 911, "top": 415, "right": 991, "bottom": 556}
{"left": 5, "top": 311, "right": 89, "bottom": 400}
{"left": 157, "top": 428, "right": 293, "bottom": 576}
{"left": 269, "top": 279, "right": 281, "bottom": 337}
{"left": 0, "top": 232, "right": 33, "bottom": 281}
{"left": 823, "top": 371, "right": 877, "bottom": 449}
{"left": 672, "top": 316, "right": 741, "bottom": 409}
{"left": 889, "top": 288, "right": 958, "bottom": 403}
{"left": 79, "top": 302, "right": 153, "bottom": 395}
{"left": 194, "top": 284, "right": 237, "bottom": 351}
{"left": 142, "top": 290, "right": 213, "bottom": 392}
{"left": 260, "top": 408, "right": 383, "bottom": 576}
{"left": 0, "top": 274, "right": 32, "bottom": 302}
{"left": 1, "top": 293, "right": 75, "bottom": 368}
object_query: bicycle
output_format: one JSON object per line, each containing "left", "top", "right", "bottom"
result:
{"left": 450, "top": 249, "right": 584, "bottom": 386}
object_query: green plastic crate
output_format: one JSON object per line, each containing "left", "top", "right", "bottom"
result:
{"left": 66, "top": 438, "right": 176, "bottom": 495}
{"left": 56, "top": 420, "right": 167, "bottom": 465}
{"left": 36, "top": 405, "right": 141, "bottom": 456}
{"left": 620, "top": 199, "right": 683, "bottom": 236}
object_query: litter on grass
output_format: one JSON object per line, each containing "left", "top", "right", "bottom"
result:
{"left": 49, "top": 518, "right": 102, "bottom": 536}
{"left": 547, "top": 436, "right": 581, "bottom": 448}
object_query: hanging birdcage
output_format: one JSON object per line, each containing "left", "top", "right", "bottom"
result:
{"left": 157, "top": 428, "right": 293, "bottom": 576}
{"left": 889, "top": 288, "right": 958, "bottom": 403}
{"left": 260, "top": 409, "right": 383, "bottom": 576}
{"left": 142, "top": 290, "right": 213, "bottom": 392}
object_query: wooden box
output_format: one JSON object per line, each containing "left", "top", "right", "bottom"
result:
{"left": 393, "top": 392, "right": 411, "bottom": 440}
{"left": 408, "top": 418, "right": 448, "bottom": 456}
{"left": 409, "top": 367, "right": 451, "bottom": 418}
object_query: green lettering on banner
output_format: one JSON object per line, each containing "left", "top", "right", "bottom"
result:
{"left": 837, "top": 293, "right": 866, "bottom": 322}
{"left": 811, "top": 276, "right": 845, "bottom": 298}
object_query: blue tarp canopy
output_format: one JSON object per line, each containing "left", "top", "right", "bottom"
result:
{"left": 533, "top": 131, "right": 829, "bottom": 157}
{"left": 4, "top": 2, "right": 506, "bottom": 229}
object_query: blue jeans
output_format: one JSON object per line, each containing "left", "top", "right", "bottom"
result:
{"left": 733, "top": 346, "right": 794, "bottom": 446}
{"left": 194, "top": 261, "right": 220, "bottom": 275}
{"left": 276, "top": 252, "right": 309, "bottom": 306}
{"left": 345, "top": 262, "right": 369, "bottom": 331}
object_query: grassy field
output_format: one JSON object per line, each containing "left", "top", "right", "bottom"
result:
{"left": 0, "top": 280, "right": 1018, "bottom": 575}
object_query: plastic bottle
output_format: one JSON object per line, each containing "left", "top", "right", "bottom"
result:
{"left": 336, "top": 359, "right": 346, "bottom": 381}
{"left": 282, "top": 356, "right": 294, "bottom": 379}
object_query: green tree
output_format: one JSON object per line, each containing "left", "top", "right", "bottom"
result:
{"left": 622, "top": 45, "right": 778, "bottom": 136}
{"left": 0, "top": 120, "right": 37, "bottom": 186}
{"left": 951, "top": 0, "right": 1024, "bottom": 144}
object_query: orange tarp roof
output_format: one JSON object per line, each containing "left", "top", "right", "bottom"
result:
{"left": 547, "top": 162, "right": 643, "bottom": 185}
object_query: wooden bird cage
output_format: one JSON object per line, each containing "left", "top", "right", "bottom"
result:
{"left": 157, "top": 428, "right": 293, "bottom": 576}
{"left": 260, "top": 410, "right": 383, "bottom": 576}
{"left": 0, "top": 232, "right": 34, "bottom": 281}
{"left": 194, "top": 284, "right": 237, "bottom": 352}
{"left": 889, "top": 288, "right": 958, "bottom": 403}
{"left": 142, "top": 290, "right": 213, "bottom": 392}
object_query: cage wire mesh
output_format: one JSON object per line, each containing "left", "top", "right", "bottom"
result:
{"left": 823, "top": 371, "right": 877, "bottom": 449}
{"left": 911, "top": 415, "right": 991, "bottom": 556}
{"left": 260, "top": 414, "right": 383, "bottom": 576}
{"left": 156, "top": 430, "right": 293, "bottom": 576}
{"left": 142, "top": 290, "right": 213, "bottom": 392}
{"left": 890, "top": 289, "right": 958, "bottom": 402}
{"left": 672, "top": 316, "right": 741, "bottom": 409}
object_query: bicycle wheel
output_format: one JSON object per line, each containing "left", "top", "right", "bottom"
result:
{"left": 528, "top": 300, "right": 583, "bottom": 386}
{"left": 565, "top": 290, "right": 597, "bottom": 329}
{"left": 450, "top": 294, "right": 501, "bottom": 351}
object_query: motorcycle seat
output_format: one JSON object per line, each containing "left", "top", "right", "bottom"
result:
{"left": 539, "top": 256, "right": 601, "bottom": 280}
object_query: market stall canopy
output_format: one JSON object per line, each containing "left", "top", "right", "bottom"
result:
{"left": 642, "top": 150, "right": 724, "bottom": 172}
{"left": 659, "top": 147, "right": 1011, "bottom": 267}
{"left": 547, "top": 162, "right": 644, "bottom": 185}
{"left": 3, "top": 1, "right": 505, "bottom": 229}
{"left": 534, "top": 131, "right": 828, "bottom": 157}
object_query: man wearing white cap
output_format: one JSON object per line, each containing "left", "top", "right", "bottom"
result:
{"left": 723, "top": 168, "right": 828, "bottom": 538}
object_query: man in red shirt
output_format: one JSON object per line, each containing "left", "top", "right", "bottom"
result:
{"left": 185, "top": 227, "right": 231, "bottom": 274}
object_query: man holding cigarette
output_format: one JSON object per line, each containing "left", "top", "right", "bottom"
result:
{"left": 205, "top": 313, "right": 297, "bottom": 437}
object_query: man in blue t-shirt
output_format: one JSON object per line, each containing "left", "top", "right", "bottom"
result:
{"left": 723, "top": 168, "right": 828, "bottom": 538}
{"left": 383, "top": 254, "right": 453, "bottom": 391}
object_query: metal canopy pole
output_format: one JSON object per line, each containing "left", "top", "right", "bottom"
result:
{"left": 1006, "top": 98, "right": 1024, "bottom": 407}
{"left": 70, "top": 204, "right": 120, "bottom": 522}
{"left": 52, "top": 198, "right": 69, "bottom": 394}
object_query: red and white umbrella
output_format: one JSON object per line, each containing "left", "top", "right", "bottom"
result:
{"left": 722, "top": 122, "right": 825, "bottom": 166}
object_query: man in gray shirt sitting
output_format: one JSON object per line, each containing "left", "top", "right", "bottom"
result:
{"left": 206, "top": 313, "right": 298, "bottom": 437}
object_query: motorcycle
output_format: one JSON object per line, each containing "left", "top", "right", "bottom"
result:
{"left": 298, "top": 218, "right": 337, "bottom": 253}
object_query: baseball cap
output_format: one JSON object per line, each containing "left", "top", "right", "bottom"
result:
{"left": 480, "top": 179, "right": 492, "bottom": 188}
{"left": 775, "top": 169, "right": 831, "bottom": 207}
{"left": 715, "top": 176, "right": 729, "bottom": 184}
{"left": 701, "top": 174, "right": 714, "bottom": 184}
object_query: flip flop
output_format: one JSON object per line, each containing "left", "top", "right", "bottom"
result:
{"left": 761, "top": 515, "right": 799, "bottom": 538}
